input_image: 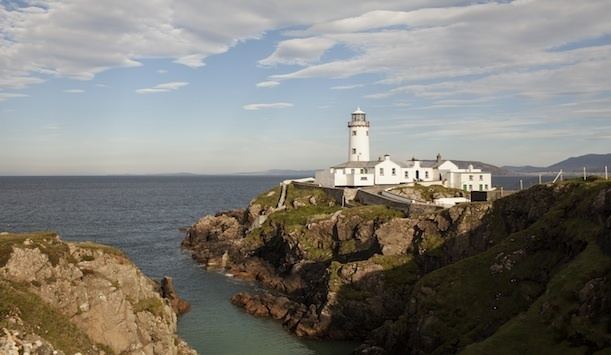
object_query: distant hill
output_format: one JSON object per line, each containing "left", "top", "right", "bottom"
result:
{"left": 503, "top": 153, "right": 611, "bottom": 174}
{"left": 235, "top": 169, "right": 316, "bottom": 176}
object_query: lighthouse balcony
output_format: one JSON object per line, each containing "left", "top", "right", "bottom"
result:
{"left": 347, "top": 121, "right": 370, "bottom": 127}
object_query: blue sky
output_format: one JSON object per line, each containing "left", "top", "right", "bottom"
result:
{"left": 1, "top": 0, "right": 610, "bottom": 175}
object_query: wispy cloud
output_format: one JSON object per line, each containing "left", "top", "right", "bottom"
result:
{"left": 173, "top": 55, "right": 206, "bottom": 68}
{"left": 63, "top": 89, "right": 84, "bottom": 93}
{"left": 136, "top": 82, "right": 189, "bottom": 94}
{"left": 0, "top": 93, "right": 28, "bottom": 101}
{"left": 242, "top": 102, "right": 293, "bottom": 111}
{"left": 157, "top": 69, "right": 168, "bottom": 74}
{"left": 256, "top": 80, "right": 280, "bottom": 88}
{"left": 330, "top": 84, "right": 364, "bottom": 90}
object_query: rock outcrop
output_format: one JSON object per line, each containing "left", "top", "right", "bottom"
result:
{"left": 183, "top": 180, "right": 611, "bottom": 354}
{"left": 0, "top": 232, "right": 196, "bottom": 355}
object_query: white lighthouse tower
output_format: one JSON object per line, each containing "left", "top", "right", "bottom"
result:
{"left": 348, "top": 107, "right": 370, "bottom": 161}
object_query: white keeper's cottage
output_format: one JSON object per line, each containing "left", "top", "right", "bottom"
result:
{"left": 315, "top": 108, "right": 493, "bottom": 191}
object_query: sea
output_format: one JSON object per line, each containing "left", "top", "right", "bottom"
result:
{"left": 0, "top": 174, "right": 548, "bottom": 354}
{"left": 0, "top": 175, "right": 356, "bottom": 355}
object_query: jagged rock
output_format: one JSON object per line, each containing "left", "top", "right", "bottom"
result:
{"left": 161, "top": 276, "right": 191, "bottom": 316}
{"left": 184, "top": 181, "right": 611, "bottom": 354}
{"left": 375, "top": 218, "right": 414, "bottom": 256}
{"left": 0, "top": 233, "right": 195, "bottom": 355}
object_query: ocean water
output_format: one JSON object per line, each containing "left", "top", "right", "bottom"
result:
{"left": 0, "top": 175, "right": 356, "bottom": 355}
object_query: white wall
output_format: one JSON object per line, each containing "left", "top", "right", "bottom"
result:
{"left": 374, "top": 158, "right": 402, "bottom": 185}
{"left": 315, "top": 169, "right": 335, "bottom": 187}
{"left": 451, "top": 172, "right": 492, "bottom": 191}
{"left": 348, "top": 125, "right": 370, "bottom": 161}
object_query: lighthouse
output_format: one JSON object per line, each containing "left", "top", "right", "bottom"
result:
{"left": 348, "top": 107, "right": 370, "bottom": 161}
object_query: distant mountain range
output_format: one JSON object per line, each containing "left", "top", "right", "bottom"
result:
{"left": 502, "top": 153, "right": 610, "bottom": 174}
{"left": 234, "top": 169, "right": 316, "bottom": 176}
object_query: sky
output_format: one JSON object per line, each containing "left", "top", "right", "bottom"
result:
{"left": 0, "top": 0, "right": 610, "bottom": 175}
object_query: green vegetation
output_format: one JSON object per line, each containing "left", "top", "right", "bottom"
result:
{"left": 0, "top": 231, "right": 73, "bottom": 267}
{"left": 0, "top": 280, "right": 113, "bottom": 355}
{"left": 392, "top": 183, "right": 465, "bottom": 202}
{"left": 283, "top": 184, "right": 337, "bottom": 209}
{"left": 394, "top": 180, "right": 611, "bottom": 354}
{"left": 251, "top": 185, "right": 282, "bottom": 209}
{"left": 133, "top": 297, "right": 165, "bottom": 317}
{"left": 268, "top": 205, "right": 341, "bottom": 227}
{"left": 340, "top": 205, "right": 404, "bottom": 221}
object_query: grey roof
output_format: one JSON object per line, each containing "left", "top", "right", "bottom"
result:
{"left": 401, "top": 159, "right": 443, "bottom": 168}
{"left": 331, "top": 161, "right": 379, "bottom": 169}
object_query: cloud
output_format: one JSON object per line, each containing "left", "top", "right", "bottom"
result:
{"left": 242, "top": 102, "right": 293, "bottom": 110}
{"left": 330, "top": 84, "right": 364, "bottom": 90}
{"left": 173, "top": 54, "right": 206, "bottom": 68}
{"left": 157, "top": 69, "right": 168, "bottom": 74}
{"left": 0, "top": 92, "right": 28, "bottom": 101}
{"left": 0, "top": 0, "right": 465, "bottom": 93}
{"left": 256, "top": 80, "right": 280, "bottom": 88}
{"left": 259, "top": 37, "right": 336, "bottom": 66}
{"left": 264, "top": 0, "right": 611, "bottom": 102}
{"left": 63, "top": 89, "right": 84, "bottom": 93}
{"left": 136, "top": 81, "right": 189, "bottom": 94}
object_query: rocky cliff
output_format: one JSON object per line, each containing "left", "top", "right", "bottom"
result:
{"left": 183, "top": 180, "right": 611, "bottom": 354}
{"left": 0, "top": 232, "right": 195, "bottom": 355}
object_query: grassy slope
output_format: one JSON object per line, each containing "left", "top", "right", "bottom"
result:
{"left": 403, "top": 180, "right": 611, "bottom": 354}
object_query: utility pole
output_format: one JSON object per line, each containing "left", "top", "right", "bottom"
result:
{"left": 520, "top": 179, "right": 523, "bottom": 191}
{"left": 605, "top": 166, "right": 608, "bottom": 180}
{"left": 538, "top": 174, "right": 542, "bottom": 184}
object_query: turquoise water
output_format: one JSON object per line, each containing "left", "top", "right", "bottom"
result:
{"left": 0, "top": 175, "right": 357, "bottom": 354}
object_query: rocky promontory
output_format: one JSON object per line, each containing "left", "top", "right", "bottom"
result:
{"left": 0, "top": 232, "right": 195, "bottom": 355}
{"left": 183, "top": 180, "right": 611, "bottom": 354}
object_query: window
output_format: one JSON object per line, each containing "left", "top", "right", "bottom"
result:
{"left": 485, "top": 184, "right": 488, "bottom": 190}
{"left": 352, "top": 148, "right": 356, "bottom": 154}
{"left": 479, "top": 184, "right": 483, "bottom": 191}
{"left": 404, "top": 171, "right": 409, "bottom": 178}
{"left": 425, "top": 171, "right": 429, "bottom": 179}
{"left": 380, "top": 168, "right": 384, "bottom": 176}
{"left": 351, "top": 169, "right": 355, "bottom": 174}
{"left": 352, "top": 130, "right": 357, "bottom": 136}
{"left": 469, "top": 184, "right": 473, "bottom": 191}
{"left": 391, "top": 168, "right": 396, "bottom": 176}
{"left": 469, "top": 175, "right": 473, "bottom": 181}
{"left": 361, "top": 176, "right": 368, "bottom": 181}
{"left": 360, "top": 168, "right": 365, "bottom": 174}
{"left": 479, "top": 175, "right": 483, "bottom": 181}
{"left": 366, "top": 130, "right": 369, "bottom": 136}
{"left": 463, "top": 184, "right": 467, "bottom": 191}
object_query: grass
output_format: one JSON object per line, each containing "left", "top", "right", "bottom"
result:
{"left": 339, "top": 205, "right": 404, "bottom": 221}
{"left": 0, "top": 280, "right": 113, "bottom": 355}
{"left": 133, "top": 297, "right": 165, "bottom": 318}
{"left": 268, "top": 205, "right": 341, "bottom": 227}
{"left": 251, "top": 185, "right": 282, "bottom": 209}
{"left": 392, "top": 184, "right": 465, "bottom": 202}
{"left": 284, "top": 184, "right": 337, "bottom": 209}
{"left": 0, "top": 231, "right": 72, "bottom": 267}
{"left": 390, "top": 180, "right": 611, "bottom": 354}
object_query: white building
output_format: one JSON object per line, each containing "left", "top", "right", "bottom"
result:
{"left": 315, "top": 108, "right": 493, "bottom": 191}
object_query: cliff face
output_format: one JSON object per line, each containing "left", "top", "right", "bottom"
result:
{"left": 0, "top": 232, "right": 195, "bottom": 355}
{"left": 183, "top": 180, "right": 611, "bottom": 354}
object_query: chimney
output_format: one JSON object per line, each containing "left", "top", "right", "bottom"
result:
{"left": 436, "top": 153, "right": 442, "bottom": 162}
{"left": 384, "top": 154, "right": 390, "bottom": 161}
